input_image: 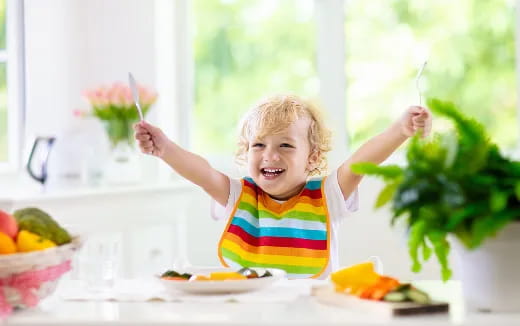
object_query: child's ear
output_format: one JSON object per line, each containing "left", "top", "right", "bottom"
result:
{"left": 307, "top": 149, "right": 320, "bottom": 172}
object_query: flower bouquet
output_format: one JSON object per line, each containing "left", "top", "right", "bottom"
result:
{"left": 83, "top": 82, "right": 158, "bottom": 147}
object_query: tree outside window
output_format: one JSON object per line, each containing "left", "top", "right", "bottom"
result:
{"left": 192, "top": 0, "right": 317, "bottom": 157}
{"left": 346, "top": 0, "right": 517, "bottom": 151}
{"left": 0, "top": 0, "right": 7, "bottom": 162}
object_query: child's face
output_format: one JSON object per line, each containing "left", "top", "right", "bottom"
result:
{"left": 247, "top": 117, "right": 316, "bottom": 200}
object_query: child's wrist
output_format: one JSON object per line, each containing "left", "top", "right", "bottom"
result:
{"left": 159, "top": 140, "right": 174, "bottom": 160}
{"left": 390, "top": 121, "right": 409, "bottom": 140}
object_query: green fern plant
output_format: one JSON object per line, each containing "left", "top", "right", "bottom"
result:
{"left": 352, "top": 98, "right": 520, "bottom": 281}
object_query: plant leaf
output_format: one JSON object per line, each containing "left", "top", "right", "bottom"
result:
{"left": 422, "top": 239, "right": 432, "bottom": 261}
{"left": 469, "top": 210, "right": 520, "bottom": 248}
{"left": 442, "top": 133, "right": 458, "bottom": 168}
{"left": 350, "top": 163, "right": 403, "bottom": 180}
{"left": 490, "top": 191, "right": 508, "bottom": 213}
{"left": 446, "top": 203, "right": 485, "bottom": 230}
{"left": 427, "top": 230, "right": 452, "bottom": 281}
{"left": 375, "top": 182, "right": 399, "bottom": 208}
{"left": 408, "top": 221, "right": 426, "bottom": 273}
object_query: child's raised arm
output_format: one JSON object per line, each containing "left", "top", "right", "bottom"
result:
{"left": 134, "top": 121, "right": 230, "bottom": 206}
{"left": 337, "top": 106, "right": 432, "bottom": 199}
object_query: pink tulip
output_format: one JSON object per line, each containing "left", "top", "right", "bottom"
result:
{"left": 83, "top": 82, "right": 157, "bottom": 118}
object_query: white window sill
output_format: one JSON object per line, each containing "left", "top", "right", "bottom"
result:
{"left": 0, "top": 179, "right": 196, "bottom": 203}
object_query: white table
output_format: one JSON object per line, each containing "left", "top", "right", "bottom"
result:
{"left": 5, "top": 280, "right": 520, "bottom": 326}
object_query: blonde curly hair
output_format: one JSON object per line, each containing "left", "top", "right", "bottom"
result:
{"left": 235, "top": 94, "right": 332, "bottom": 176}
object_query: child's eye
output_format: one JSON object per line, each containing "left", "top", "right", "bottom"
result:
{"left": 280, "top": 143, "right": 294, "bottom": 148}
{"left": 252, "top": 143, "right": 264, "bottom": 148}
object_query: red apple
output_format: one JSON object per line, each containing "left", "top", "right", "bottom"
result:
{"left": 0, "top": 210, "right": 18, "bottom": 239}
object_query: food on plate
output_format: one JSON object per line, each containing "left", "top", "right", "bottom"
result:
{"left": 0, "top": 207, "right": 71, "bottom": 255}
{"left": 160, "top": 267, "right": 273, "bottom": 281}
{"left": 331, "top": 262, "right": 431, "bottom": 304}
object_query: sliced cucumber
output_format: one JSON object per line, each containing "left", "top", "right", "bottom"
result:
{"left": 393, "top": 283, "right": 411, "bottom": 293}
{"left": 405, "top": 287, "right": 431, "bottom": 304}
{"left": 383, "top": 291, "right": 407, "bottom": 302}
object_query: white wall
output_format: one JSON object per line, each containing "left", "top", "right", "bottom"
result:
{"left": 24, "top": 0, "right": 157, "bottom": 138}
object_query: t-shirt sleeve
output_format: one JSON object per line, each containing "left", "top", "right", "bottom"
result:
{"left": 324, "top": 168, "right": 359, "bottom": 222}
{"left": 210, "top": 177, "right": 242, "bottom": 221}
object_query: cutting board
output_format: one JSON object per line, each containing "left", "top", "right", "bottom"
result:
{"left": 311, "top": 285, "right": 449, "bottom": 316}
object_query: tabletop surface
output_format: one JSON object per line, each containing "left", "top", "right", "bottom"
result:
{"left": 4, "top": 279, "right": 520, "bottom": 326}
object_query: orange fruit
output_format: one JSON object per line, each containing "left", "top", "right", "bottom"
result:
{"left": 0, "top": 231, "right": 17, "bottom": 254}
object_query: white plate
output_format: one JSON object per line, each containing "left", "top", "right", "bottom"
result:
{"left": 159, "top": 267, "right": 286, "bottom": 294}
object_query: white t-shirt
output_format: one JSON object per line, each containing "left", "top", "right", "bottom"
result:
{"left": 210, "top": 168, "right": 359, "bottom": 279}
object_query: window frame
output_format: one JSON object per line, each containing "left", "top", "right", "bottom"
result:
{"left": 0, "top": 0, "right": 25, "bottom": 173}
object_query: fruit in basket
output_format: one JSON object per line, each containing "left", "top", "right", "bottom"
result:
{"left": 0, "top": 210, "right": 18, "bottom": 239}
{"left": 0, "top": 231, "right": 17, "bottom": 254}
{"left": 16, "top": 230, "right": 57, "bottom": 252}
{"left": 13, "top": 207, "right": 71, "bottom": 245}
{"left": 0, "top": 208, "right": 80, "bottom": 320}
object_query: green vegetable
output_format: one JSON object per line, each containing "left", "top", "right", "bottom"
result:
{"left": 405, "top": 287, "right": 431, "bottom": 304}
{"left": 383, "top": 291, "right": 407, "bottom": 302}
{"left": 160, "top": 270, "right": 192, "bottom": 279}
{"left": 352, "top": 98, "right": 520, "bottom": 281}
{"left": 261, "top": 270, "right": 272, "bottom": 278}
{"left": 383, "top": 284, "right": 430, "bottom": 304}
{"left": 13, "top": 207, "right": 71, "bottom": 245}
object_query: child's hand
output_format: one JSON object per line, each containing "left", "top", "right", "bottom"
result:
{"left": 399, "top": 106, "right": 432, "bottom": 138}
{"left": 134, "top": 121, "right": 169, "bottom": 157}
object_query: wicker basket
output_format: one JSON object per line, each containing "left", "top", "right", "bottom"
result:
{"left": 0, "top": 236, "right": 83, "bottom": 312}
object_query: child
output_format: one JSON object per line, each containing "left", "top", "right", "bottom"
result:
{"left": 134, "top": 94, "right": 431, "bottom": 279}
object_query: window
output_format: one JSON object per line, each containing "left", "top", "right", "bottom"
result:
{"left": 0, "top": 0, "right": 7, "bottom": 163}
{"left": 192, "top": 0, "right": 317, "bottom": 156}
{"left": 346, "top": 0, "right": 518, "bottom": 150}
{"left": 0, "top": 0, "right": 24, "bottom": 170}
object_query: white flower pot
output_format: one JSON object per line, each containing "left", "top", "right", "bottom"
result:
{"left": 452, "top": 222, "right": 520, "bottom": 312}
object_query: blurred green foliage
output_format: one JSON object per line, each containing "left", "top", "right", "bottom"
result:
{"left": 0, "top": 0, "right": 8, "bottom": 162}
{"left": 193, "top": 0, "right": 518, "bottom": 157}
{"left": 346, "top": 0, "right": 517, "bottom": 150}
{"left": 0, "top": 0, "right": 5, "bottom": 49}
{"left": 193, "top": 0, "right": 317, "bottom": 155}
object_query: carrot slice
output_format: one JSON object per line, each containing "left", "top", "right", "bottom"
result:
{"left": 161, "top": 276, "right": 188, "bottom": 281}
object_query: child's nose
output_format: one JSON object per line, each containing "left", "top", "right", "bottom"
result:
{"left": 263, "top": 147, "right": 280, "bottom": 162}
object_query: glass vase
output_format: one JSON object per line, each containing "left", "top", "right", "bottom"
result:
{"left": 102, "top": 119, "right": 141, "bottom": 185}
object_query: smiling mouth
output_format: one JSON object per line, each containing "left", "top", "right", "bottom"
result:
{"left": 261, "top": 168, "right": 285, "bottom": 178}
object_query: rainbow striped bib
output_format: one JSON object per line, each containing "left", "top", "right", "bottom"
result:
{"left": 217, "top": 177, "right": 330, "bottom": 279}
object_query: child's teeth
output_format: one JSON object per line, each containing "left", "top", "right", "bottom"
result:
{"left": 264, "top": 168, "right": 283, "bottom": 173}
